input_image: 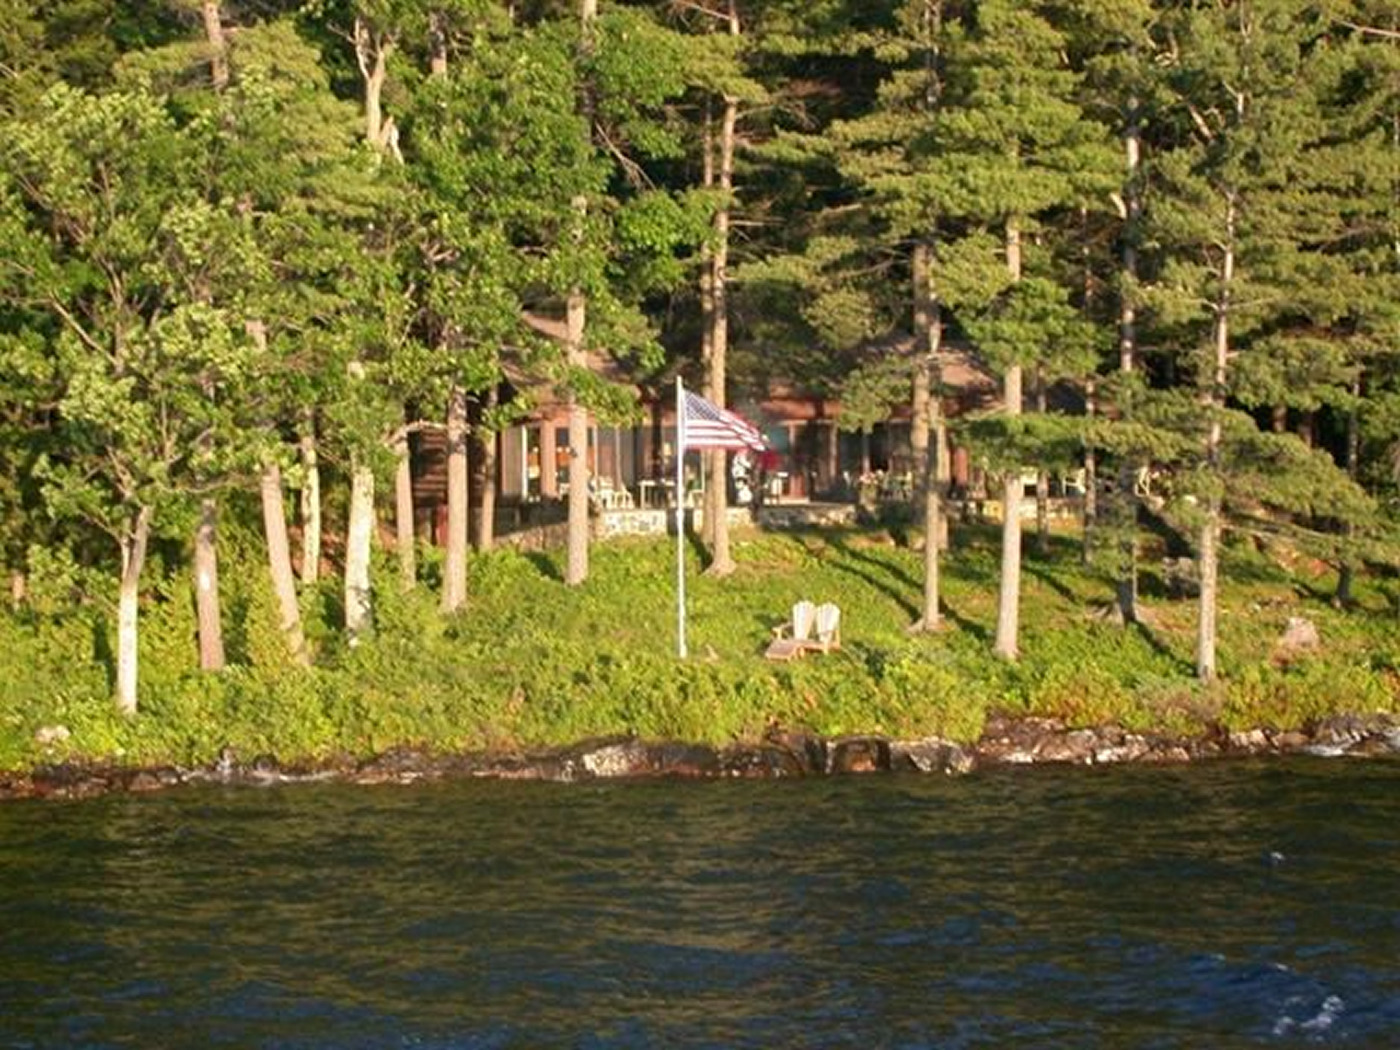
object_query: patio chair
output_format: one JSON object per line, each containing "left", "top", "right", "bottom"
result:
{"left": 764, "top": 600, "right": 817, "bottom": 661}
{"left": 803, "top": 603, "right": 842, "bottom": 655}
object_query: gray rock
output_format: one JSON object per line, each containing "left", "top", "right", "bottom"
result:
{"left": 1227, "top": 729, "right": 1270, "bottom": 754}
{"left": 1034, "top": 729, "right": 1099, "bottom": 765}
{"left": 762, "top": 728, "right": 827, "bottom": 775}
{"left": 579, "top": 740, "right": 651, "bottom": 778}
{"left": 828, "top": 737, "right": 890, "bottom": 774}
{"left": 720, "top": 745, "right": 807, "bottom": 777}
{"left": 1092, "top": 735, "right": 1152, "bottom": 764}
{"left": 891, "top": 737, "right": 975, "bottom": 775}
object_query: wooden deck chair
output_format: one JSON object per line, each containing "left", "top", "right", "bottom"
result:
{"left": 764, "top": 600, "right": 816, "bottom": 661}
{"left": 803, "top": 603, "right": 841, "bottom": 654}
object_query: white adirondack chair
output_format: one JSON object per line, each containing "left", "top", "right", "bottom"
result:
{"left": 805, "top": 603, "right": 842, "bottom": 654}
{"left": 765, "top": 600, "right": 817, "bottom": 661}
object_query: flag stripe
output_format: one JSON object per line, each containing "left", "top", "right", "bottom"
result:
{"left": 682, "top": 388, "right": 767, "bottom": 451}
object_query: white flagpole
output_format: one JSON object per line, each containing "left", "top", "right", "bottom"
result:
{"left": 675, "top": 376, "right": 687, "bottom": 658}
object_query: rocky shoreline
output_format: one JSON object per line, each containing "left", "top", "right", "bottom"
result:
{"left": 3, "top": 713, "right": 1399, "bottom": 801}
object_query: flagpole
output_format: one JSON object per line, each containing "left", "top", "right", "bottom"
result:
{"left": 675, "top": 376, "right": 687, "bottom": 659}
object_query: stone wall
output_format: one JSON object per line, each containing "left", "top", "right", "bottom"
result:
{"left": 757, "top": 502, "right": 858, "bottom": 529}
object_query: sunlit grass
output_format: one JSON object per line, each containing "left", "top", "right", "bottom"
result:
{"left": 2, "top": 520, "right": 1397, "bottom": 772}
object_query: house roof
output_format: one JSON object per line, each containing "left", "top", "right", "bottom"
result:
{"left": 754, "top": 335, "right": 1002, "bottom": 422}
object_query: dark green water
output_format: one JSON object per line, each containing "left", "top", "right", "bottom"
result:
{"left": 3, "top": 760, "right": 1400, "bottom": 1048}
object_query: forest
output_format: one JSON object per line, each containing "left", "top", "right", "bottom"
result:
{"left": 3, "top": 0, "right": 1400, "bottom": 766}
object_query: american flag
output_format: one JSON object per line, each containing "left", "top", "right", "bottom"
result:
{"left": 682, "top": 387, "right": 768, "bottom": 451}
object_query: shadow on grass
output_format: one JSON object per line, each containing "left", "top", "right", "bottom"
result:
{"left": 1023, "top": 559, "right": 1080, "bottom": 604}
{"left": 828, "top": 557, "right": 921, "bottom": 621}
{"left": 1131, "top": 617, "right": 1194, "bottom": 674}
{"left": 525, "top": 550, "right": 562, "bottom": 583}
{"left": 91, "top": 613, "right": 114, "bottom": 693}
{"left": 938, "top": 598, "right": 991, "bottom": 645}
{"left": 826, "top": 531, "right": 921, "bottom": 591}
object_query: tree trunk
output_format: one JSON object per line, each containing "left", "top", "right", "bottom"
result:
{"left": 1298, "top": 411, "right": 1316, "bottom": 448}
{"left": 1197, "top": 200, "right": 1235, "bottom": 683}
{"left": 911, "top": 241, "right": 942, "bottom": 631}
{"left": 1083, "top": 377, "right": 1097, "bottom": 564}
{"left": 116, "top": 506, "right": 152, "bottom": 716}
{"left": 260, "top": 462, "right": 309, "bottom": 665}
{"left": 698, "top": 100, "right": 717, "bottom": 549}
{"left": 1337, "top": 375, "right": 1362, "bottom": 606}
{"left": 9, "top": 570, "right": 24, "bottom": 608}
{"left": 1079, "top": 206, "right": 1096, "bottom": 566}
{"left": 473, "top": 388, "right": 499, "bottom": 552}
{"left": 356, "top": 18, "right": 395, "bottom": 155}
{"left": 299, "top": 421, "right": 321, "bottom": 584}
{"left": 540, "top": 421, "right": 558, "bottom": 499}
{"left": 1035, "top": 367, "right": 1050, "bottom": 557}
{"left": 704, "top": 89, "right": 740, "bottom": 577}
{"left": 428, "top": 10, "right": 448, "bottom": 77}
{"left": 201, "top": 0, "right": 228, "bottom": 91}
{"left": 194, "top": 498, "right": 226, "bottom": 671}
{"left": 562, "top": 0, "right": 598, "bottom": 586}
{"left": 442, "top": 386, "right": 469, "bottom": 610}
{"left": 1115, "top": 105, "right": 1142, "bottom": 626}
{"left": 197, "top": 4, "right": 230, "bottom": 670}
{"left": 345, "top": 459, "right": 375, "bottom": 641}
{"left": 993, "top": 218, "right": 1024, "bottom": 660}
{"left": 565, "top": 282, "right": 590, "bottom": 586}
{"left": 393, "top": 431, "right": 415, "bottom": 588}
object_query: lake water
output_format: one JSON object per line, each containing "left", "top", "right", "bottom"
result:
{"left": 3, "top": 760, "right": 1399, "bottom": 1048}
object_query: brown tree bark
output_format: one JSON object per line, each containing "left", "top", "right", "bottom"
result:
{"left": 442, "top": 386, "right": 470, "bottom": 610}
{"left": 704, "top": 86, "right": 739, "bottom": 578}
{"left": 1035, "top": 366, "right": 1050, "bottom": 557}
{"left": 260, "top": 462, "right": 309, "bottom": 665}
{"left": 394, "top": 428, "right": 416, "bottom": 588}
{"left": 564, "top": 0, "right": 598, "bottom": 586}
{"left": 472, "top": 387, "right": 499, "bottom": 552}
{"left": 345, "top": 456, "right": 375, "bottom": 641}
{"left": 911, "top": 240, "right": 943, "bottom": 632}
{"left": 698, "top": 100, "right": 717, "bottom": 549}
{"left": 299, "top": 420, "right": 321, "bottom": 584}
{"left": 1336, "top": 375, "right": 1362, "bottom": 606}
{"left": 116, "top": 507, "right": 152, "bottom": 715}
{"left": 1083, "top": 377, "right": 1097, "bottom": 564}
{"left": 194, "top": 498, "right": 226, "bottom": 671}
{"left": 1115, "top": 103, "right": 1142, "bottom": 625}
{"left": 565, "top": 285, "right": 590, "bottom": 586}
{"left": 540, "top": 421, "right": 558, "bottom": 499}
{"left": 193, "top": 0, "right": 229, "bottom": 672}
{"left": 1197, "top": 197, "right": 1235, "bottom": 683}
{"left": 428, "top": 10, "right": 448, "bottom": 77}
{"left": 355, "top": 17, "right": 399, "bottom": 158}
{"left": 993, "top": 217, "right": 1024, "bottom": 661}
{"left": 201, "top": 0, "right": 228, "bottom": 90}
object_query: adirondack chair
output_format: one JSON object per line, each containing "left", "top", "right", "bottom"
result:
{"left": 804, "top": 603, "right": 841, "bottom": 654}
{"left": 764, "top": 600, "right": 816, "bottom": 661}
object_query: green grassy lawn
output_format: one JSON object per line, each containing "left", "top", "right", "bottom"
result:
{"left": 3, "top": 522, "right": 1398, "bottom": 772}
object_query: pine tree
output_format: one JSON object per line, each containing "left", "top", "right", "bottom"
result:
{"left": 930, "top": 0, "right": 1115, "bottom": 660}
{"left": 1148, "top": 0, "right": 1376, "bottom": 680}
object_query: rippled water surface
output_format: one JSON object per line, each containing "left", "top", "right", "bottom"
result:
{"left": 4, "top": 760, "right": 1400, "bottom": 1048}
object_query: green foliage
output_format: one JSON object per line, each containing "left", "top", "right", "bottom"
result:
{"left": 6, "top": 526, "right": 1400, "bottom": 772}
{"left": 5, "top": 0, "right": 1400, "bottom": 738}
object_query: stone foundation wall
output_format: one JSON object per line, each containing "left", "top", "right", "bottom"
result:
{"left": 757, "top": 503, "right": 858, "bottom": 529}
